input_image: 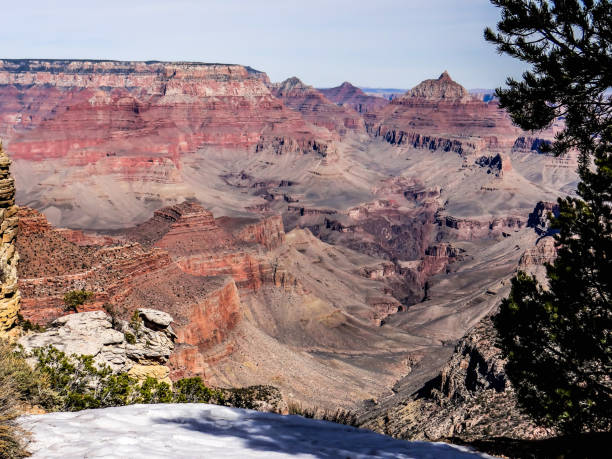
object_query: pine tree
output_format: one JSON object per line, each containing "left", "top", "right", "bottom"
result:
{"left": 486, "top": 0, "right": 611, "bottom": 433}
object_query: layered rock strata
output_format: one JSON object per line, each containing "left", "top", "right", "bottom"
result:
{"left": 0, "top": 59, "right": 334, "bottom": 159}
{"left": 0, "top": 143, "right": 19, "bottom": 333}
{"left": 359, "top": 213, "right": 561, "bottom": 442}
{"left": 369, "top": 72, "right": 547, "bottom": 154}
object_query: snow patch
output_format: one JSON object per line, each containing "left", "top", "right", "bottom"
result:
{"left": 20, "top": 404, "right": 490, "bottom": 458}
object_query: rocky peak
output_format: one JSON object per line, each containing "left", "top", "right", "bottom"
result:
{"left": 339, "top": 81, "right": 361, "bottom": 92}
{"left": 406, "top": 71, "right": 469, "bottom": 101}
{"left": 272, "top": 76, "right": 310, "bottom": 95}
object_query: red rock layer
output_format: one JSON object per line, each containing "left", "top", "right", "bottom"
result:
{"left": 124, "top": 201, "right": 286, "bottom": 256}
{"left": 221, "top": 215, "right": 286, "bottom": 250}
{"left": 153, "top": 203, "right": 236, "bottom": 256}
{"left": 124, "top": 202, "right": 295, "bottom": 293}
{"left": 172, "top": 277, "right": 241, "bottom": 350}
{"left": 16, "top": 203, "right": 310, "bottom": 380}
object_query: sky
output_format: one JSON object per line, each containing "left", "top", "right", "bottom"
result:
{"left": 0, "top": 0, "right": 528, "bottom": 89}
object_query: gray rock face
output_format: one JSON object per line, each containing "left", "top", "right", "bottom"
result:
{"left": 19, "top": 309, "right": 176, "bottom": 373}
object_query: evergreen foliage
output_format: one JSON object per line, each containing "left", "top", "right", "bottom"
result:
{"left": 32, "top": 346, "right": 224, "bottom": 411}
{"left": 486, "top": 0, "right": 612, "bottom": 433}
{"left": 63, "top": 290, "right": 94, "bottom": 313}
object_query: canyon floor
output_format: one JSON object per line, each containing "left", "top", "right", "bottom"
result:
{"left": 1, "top": 60, "right": 577, "bottom": 430}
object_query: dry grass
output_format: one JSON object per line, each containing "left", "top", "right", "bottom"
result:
{"left": 0, "top": 340, "right": 51, "bottom": 458}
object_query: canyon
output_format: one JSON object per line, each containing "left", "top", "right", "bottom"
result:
{"left": 1, "top": 60, "right": 578, "bottom": 440}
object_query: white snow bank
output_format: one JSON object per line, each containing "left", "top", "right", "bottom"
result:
{"left": 20, "top": 403, "right": 491, "bottom": 458}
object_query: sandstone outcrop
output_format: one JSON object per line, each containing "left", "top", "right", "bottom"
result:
{"left": 0, "top": 143, "right": 20, "bottom": 333}
{"left": 18, "top": 309, "right": 176, "bottom": 381}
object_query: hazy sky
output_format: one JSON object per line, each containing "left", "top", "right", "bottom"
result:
{"left": 1, "top": 0, "right": 527, "bottom": 89}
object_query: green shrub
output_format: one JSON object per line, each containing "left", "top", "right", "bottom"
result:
{"left": 129, "top": 311, "right": 142, "bottom": 337}
{"left": 222, "top": 385, "right": 280, "bottom": 410}
{"left": 124, "top": 332, "right": 136, "bottom": 345}
{"left": 173, "top": 377, "right": 224, "bottom": 404}
{"left": 16, "top": 313, "right": 45, "bottom": 332}
{"left": 63, "top": 290, "right": 94, "bottom": 313}
{"left": 0, "top": 341, "right": 52, "bottom": 458}
{"left": 137, "top": 377, "right": 174, "bottom": 404}
{"left": 31, "top": 347, "right": 226, "bottom": 411}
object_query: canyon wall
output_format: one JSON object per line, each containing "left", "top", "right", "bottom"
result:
{"left": 0, "top": 59, "right": 334, "bottom": 159}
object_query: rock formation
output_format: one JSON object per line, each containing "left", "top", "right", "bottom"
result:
{"left": 319, "top": 81, "right": 389, "bottom": 113}
{"left": 368, "top": 71, "right": 557, "bottom": 154}
{"left": 358, "top": 212, "right": 562, "bottom": 443}
{"left": 527, "top": 201, "right": 560, "bottom": 235}
{"left": 0, "top": 60, "right": 334, "bottom": 159}
{"left": 406, "top": 71, "right": 469, "bottom": 101}
{"left": 269, "top": 77, "right": 365, "bottom": 135}
{"left": 4, "top": 61, "right": 579, "bottom": 416}
{"left": 0, "top": 143, "right": 20, "bottom": 334}
{"left": 0, "top": 59, "right": 341, "bottom": 228}
{"left": 18, "top": 309, "right": 176, "bottom": 381}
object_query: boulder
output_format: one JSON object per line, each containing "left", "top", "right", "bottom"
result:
{"left": 138, "top": 308, "right": 173, "bottom": 328}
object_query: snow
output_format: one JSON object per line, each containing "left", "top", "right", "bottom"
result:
{"left": 20, "top": 404, "right": 490, "bottom": 458}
